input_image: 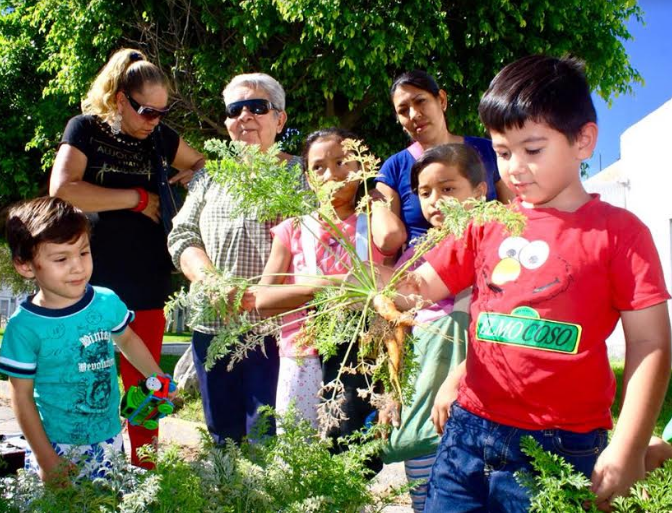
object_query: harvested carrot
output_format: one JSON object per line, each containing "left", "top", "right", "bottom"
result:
{"left": 373, "top": 294, "right": 399, "bottom": 322}
{"left": 373, "top": 293, "right": 414, "bottom": 399}
{"left": 372, "top": 294, "right": 414, "bottom": 327}
{"left": 384, "top": 324, "right": 406, "bottom": 401}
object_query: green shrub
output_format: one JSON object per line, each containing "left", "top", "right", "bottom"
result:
{"left": 0, "top": 406, "right": 405, "bottom": 512}
{"left": 518, "top": 436, "right": 672, "bottom": 513}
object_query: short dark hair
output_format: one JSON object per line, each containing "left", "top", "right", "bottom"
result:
{"left": 390, "top": 70, "right": 440, "bottom": 99}
{"left": 478, "top": 55, "right": 596, "bottom": 143}
{"left": 301, "top": 127, "right": 360, "bottom": 168}
{"left": 6, "top": 197, "right": 90, "bottom": 263}
{"left": 410, "top": 144, "right": 486, "bottom": 193}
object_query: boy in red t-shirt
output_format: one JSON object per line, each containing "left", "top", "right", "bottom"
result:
{"left": 386, "top": 55, "right": 671, "bottom": 512}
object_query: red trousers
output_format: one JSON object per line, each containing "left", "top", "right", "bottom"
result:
{"left": 119, "top": 309, "right": 164, "bottom": 468}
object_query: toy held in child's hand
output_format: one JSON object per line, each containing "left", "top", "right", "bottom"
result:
{"left": 120, "top": 374, "right": 176, "bottom": 430}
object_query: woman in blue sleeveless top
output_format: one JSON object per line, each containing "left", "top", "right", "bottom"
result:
{"left": 375, "top": 70, "right": 514, "bottom": 248}
{"left": 374, "top": 70, "right": 515, "bottom": 512}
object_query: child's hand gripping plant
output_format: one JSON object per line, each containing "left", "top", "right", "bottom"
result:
{"left": 165, "top": 138, "right": 526, "bottom": 430}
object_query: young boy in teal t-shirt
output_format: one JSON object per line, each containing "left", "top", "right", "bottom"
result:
{"left": 0, "top": 197, "right": 169, "bottom": 483}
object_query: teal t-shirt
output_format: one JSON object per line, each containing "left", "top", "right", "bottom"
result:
{"left": 0, "top": 285, "right": 134, "bottom": 445}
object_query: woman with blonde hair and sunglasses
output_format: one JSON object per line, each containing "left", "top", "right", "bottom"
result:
{"left": 49, "top": 48, "right": 204, "bottom": 468}
{"left": 168, "top": 72, "right": 300, "bottom": 445}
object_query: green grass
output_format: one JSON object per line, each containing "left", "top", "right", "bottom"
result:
{"left": 173, "top": 391, "right": 205, "bottom": 423}
{"left": 610, "top": 362, "right": 672, "bottom": 436}
{"left": 163, "top": 330, "right": 191, "bottom": 343}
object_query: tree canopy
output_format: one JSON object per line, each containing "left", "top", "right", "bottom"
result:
{"left": 0, "top": 0, "right": 643, "bottom": 211}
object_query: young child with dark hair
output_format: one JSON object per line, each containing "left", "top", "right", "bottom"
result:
{"left": 0, "top": 197, "right": 169, "bottom": 483}
{"left": 380, "top": 55, "right": 670, "bottom": 512}
{"left": 382, "top": 143, "right": 486, "bottom": 513}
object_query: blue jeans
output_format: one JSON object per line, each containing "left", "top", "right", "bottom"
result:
{"left": 191, "top": 330, "right": 279, "bottom": 445}
{"left": 424, "top": 403, "right": 607, "bottom": 513}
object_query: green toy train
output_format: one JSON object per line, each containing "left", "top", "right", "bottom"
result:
{"left": 120, "top": 374, "right": 177, "bottom": 430}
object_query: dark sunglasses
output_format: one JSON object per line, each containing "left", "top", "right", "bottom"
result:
{"left": 125, "top": 93, "right": 170, "bottom": 120}
{"left": 225, "top": 98, "right": 277, "bottom": 118}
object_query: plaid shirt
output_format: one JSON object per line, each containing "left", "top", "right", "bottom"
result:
{"left": 168, "top": 157, "right": 302, "bottom": 333}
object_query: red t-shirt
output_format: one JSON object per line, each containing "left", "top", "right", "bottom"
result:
{"left": 425, "top": 196, "right": 670, "bottom": 432}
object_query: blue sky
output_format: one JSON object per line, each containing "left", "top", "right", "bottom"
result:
{"left": 586, "top": 0, "right": 672, "bottom": 175}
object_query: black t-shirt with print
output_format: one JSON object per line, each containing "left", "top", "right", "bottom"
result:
{"left": 61, "top": 115, "right": 180, "bottom": 310}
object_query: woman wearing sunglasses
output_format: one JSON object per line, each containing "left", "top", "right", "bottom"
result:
{"left": 168, "top": 73, "right": 299, "bottom": 445}
{"left": 49, "top": 48, "right": 204, "bottom": 468}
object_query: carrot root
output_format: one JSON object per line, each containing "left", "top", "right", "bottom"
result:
{"left": 372, "top": 294, "right": 414, "bottom": 327}
{"left": 384, "top": 324, "right": 406, "bottom": 401}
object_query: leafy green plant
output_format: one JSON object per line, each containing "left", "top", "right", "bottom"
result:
{"left": 203, "top": 139, "right": 315, "bottom": 222}
{"left": 167, "top": 138, "right": 526, "bottom": 432}
{"left": 0, "top": 449, "right": 146, "bottom": 513}
{"left": 516, "top": 436, "right": 599, "bottom": 512}
{"left": 610, "top": 459, "right": 672, "bottom": 512}
{"left": 164, "top": 266, "right": 256, "bottom": 372}
{"left": 0, "top": 406, "right": 408, "bottom": 512}
{"left": 0, "top": 243, "right": 34, "bottom": 296}
{"left": 518, "top": 436, "right": 672, "bottom": 513}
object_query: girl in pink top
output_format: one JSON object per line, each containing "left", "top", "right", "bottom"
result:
{"left": 255, "top": 128, "right": 401, "bottom": 428}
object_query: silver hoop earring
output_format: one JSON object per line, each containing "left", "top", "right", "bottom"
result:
{"left": 111, "top": 112, "right": 122, "bottom": 135}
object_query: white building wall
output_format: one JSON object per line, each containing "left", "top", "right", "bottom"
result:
{"left": 585, "top": 98, "right": 672, "bottom": 360}
{"left": 0, "top": 287, "right": 27, "bottom": 327}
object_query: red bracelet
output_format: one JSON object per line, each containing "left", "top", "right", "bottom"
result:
{"left": 130, "top": 187, "right": 149, "bottom": 212}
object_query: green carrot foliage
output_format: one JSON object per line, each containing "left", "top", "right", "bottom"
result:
{"left": 168, "top": 138, "right": 527, "bottom": 428}
{"left": 518, "top": 436, "right": 672, "bottom": 513}
{"left": 204, "top": 139, "right": 313, "bottom": 222}
{"left": 516, "top": 436, "right": 599, "bottom": 512}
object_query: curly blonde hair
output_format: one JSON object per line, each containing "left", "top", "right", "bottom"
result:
{"left": 81, "top": 48, "right": 169, "bottom": 124}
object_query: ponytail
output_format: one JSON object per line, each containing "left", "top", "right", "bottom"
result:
{"left": 81, "top": 48, "right": 169, "bottom": 123}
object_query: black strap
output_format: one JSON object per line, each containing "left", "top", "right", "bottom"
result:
{"left": 151, "top": 125, "right": 183, "bottom": 236}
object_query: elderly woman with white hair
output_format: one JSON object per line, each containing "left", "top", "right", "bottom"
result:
{"left": 168, "top": 73, "right": 298, "bottom": 444}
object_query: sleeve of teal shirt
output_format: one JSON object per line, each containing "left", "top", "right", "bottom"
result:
{"left": 100, "top": 288, "right": 135, "bottom": 334}
{"left": 0, "top": 320, "right": 39, "bottom": 379}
